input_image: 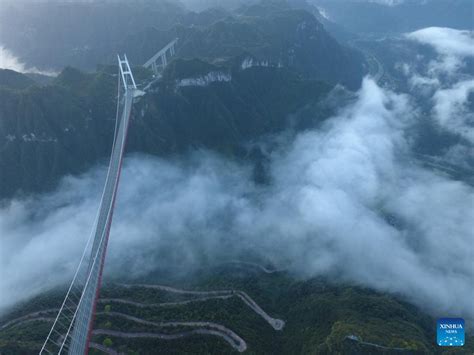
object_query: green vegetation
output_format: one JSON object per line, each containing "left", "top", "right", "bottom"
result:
{"left": 0, "top": 69, "right": 36, "bottom": 91}
{"left": 0, "top": 0, "right": 369, "bottom": 200}
{"left": 175, "top": 4, "right": 365, "bottom": 89}
{"left": 102, "top": 337, "right": 113, "bottom": 347}
{"left": 0, "top": 58, "right": 331, "bottom": 199}
{"left": 1, "top": 266, "right": 471, "bottom": 354}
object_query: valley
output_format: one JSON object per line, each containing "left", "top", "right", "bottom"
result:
{"left": 0, "top": 1, "right": 472, "bottom": 354}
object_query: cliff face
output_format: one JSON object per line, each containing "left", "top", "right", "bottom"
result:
{"left": 0, "top": 68, "right": 118, "bottom": 198}
{"left": 0, "top": 1, "right": 368, "bottom": 199}
{"left": 0, "top": 1, "right": 365, "bottom": 89}
{"left": 0, "top": 60, "right": 331, "bottom": 199}
{"left": 172, "top": 6, "right": 365, "bottom": 89}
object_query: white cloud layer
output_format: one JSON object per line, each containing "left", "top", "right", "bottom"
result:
{"left": 408, "top": 27, "right": 474, "bottom": 59}
{"left": 433, "top": 80, "right": 474, "bottom": 143}
{"left": 367, "top": 0, "right": 405, "bottom": 6}
{"left": 406, "top": 27, "right": 474, "bottom": 76}
{"left": 0, "top": 45, "right": 56, "bottom": 75}
{"left": 0, "top": 46, "right": 28, "bottom": 73}
{"left": 1, "top": 78, "right": 473, "bottom": 324}
{"left": 404, "top": 27, "right": 474, "bottom": 145}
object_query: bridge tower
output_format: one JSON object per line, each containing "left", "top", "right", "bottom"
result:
{"left": 40, "top": 55, "right": 138, "bottom": 355}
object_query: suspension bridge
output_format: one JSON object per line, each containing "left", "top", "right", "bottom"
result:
{"left": 39, "top": 55, "right": 141, "bottom": 355}
{"left": 38, "top": 38, "right": 179, "bottom": 355}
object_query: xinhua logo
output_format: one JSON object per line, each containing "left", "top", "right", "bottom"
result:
{"left": 437, "top": 318, "right": 465, "bottom": 347}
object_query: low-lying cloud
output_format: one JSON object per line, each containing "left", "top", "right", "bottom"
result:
{"left": 1, "top": 75, "right": 473, "bottom": 324}
{"left": 406, "top": 27, "right": 474, "bottom": 77}
{"left": 433, "top": 80, "right": 474, "bottom": 143}
{"left": 407, "top": 27, "right": 474, "bottom": 61}
{"left": 0, "top": 45, "right": 56, "bottom": 75}
{"left": 179, "top": 0, "right": 256, "bottom": 11}
{"left": 403, "top": 27, "right": 474, "bottom": 166}
{"left": 0, "top": 46, "right": 28, "bottom": 73}
{"left": 366, "top": 0, "right": 405, "bottom": 6}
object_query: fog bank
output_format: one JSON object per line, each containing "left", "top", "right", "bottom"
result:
{"left": 0, "top": 45, "right": 55, "bottom": 75}
{"left": 1, "top": 77, "right": 473, "bottom": 322}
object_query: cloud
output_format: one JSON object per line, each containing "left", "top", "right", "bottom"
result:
{"left": 406, "top": 27, "right": 474, "bottom": 76}
{"left": 0, "top": 45, "right": 56, "bottom": 75}
{"left": 407, "top": 27, "right": 474, "bottom": 58}
{"left": 179, "top": 0, "right": 256, "bottom": 11}
{"left": 0, "top": 168, "right": 105, "bottom": 309}
{"left": 432, "top": 79, "right": 474, "bottom": 143}
{"left": 366, "top": 0, "right": 405, "bottom": 6}
{"left": 403, "top": 27, "right": 474, "bottom": 155}
{"left": 1, "top": 77, "right": 473, "bottom": 325}
{"left": 0, "top": 46, "right": 28, "bottom": 73}
{"left": 256, "top": 80, "right": 473, "bottom": 321}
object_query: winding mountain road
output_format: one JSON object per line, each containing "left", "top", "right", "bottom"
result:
{"left": 118, "top": 284, "right": 285, "bottom": 330}
{"left": 1, "top": 316, "right": 55, "bottom": 330}
{"left": 90, "top": 342, "right": 119, "bottom": 355}
{"left": 345, "top": 335, "right": 411, "bottom": 352}
{"left": 99, "top": 295, "right": 233, "bottom": 308}
{"left": 1, "top": 311, "right": 247, "bottom": 353}
{"left": 0, "top": 309, "right": 58, "bottom": 330}
{"left": 93, "top": 329, "right": 246, "bottom": 352}
{"left": 1, "top": 273, "right": 285, "bottom": 353}
{"left": 95, "top": 311, "right": 247, "bottom": 352}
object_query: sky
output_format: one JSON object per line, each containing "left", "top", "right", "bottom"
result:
{"left": 1, "top": 27, "right": 473, "bottom": 324}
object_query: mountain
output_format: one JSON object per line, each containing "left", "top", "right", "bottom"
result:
{"left": 0, "top": 2, "right": 471, "bottom": 354}
{"left": 0, "top": 1, "right": 367, "bottom": 200}
{"left": 131, "top": 3, "right": 365, "bottom": 89}
{"left": 0, "top": 60, "right": 331, "bottom": 199}
{"left": 0, "top": 0, "right": 186, "bottom": 71}
{"left": 0, "top": 68, "right": 118, "bottom": 198}
{"left": 130, "top": 58, "right": 331, "bottom": 153}
{"left": 0, "top": 0, "right": 366, "bottom": 90}
{"left": 1, "top": 266, "right": 473, "bottom": 354}
{"left": 0, "top": 69, "right": 36, "bottom": 91}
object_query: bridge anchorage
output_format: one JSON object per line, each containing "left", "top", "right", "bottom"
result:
{"left": 143, "top": 38, "right": 178, "bottom": 76}
{"left": 40, "top": 55, "right": 139, "bottom": 355}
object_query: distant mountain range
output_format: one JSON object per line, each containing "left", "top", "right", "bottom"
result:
{"left": 0, "top": 1, "right": 366, "bottom": 199}
{"left": 0, "top": 0, "right": 365, "bottom": 90}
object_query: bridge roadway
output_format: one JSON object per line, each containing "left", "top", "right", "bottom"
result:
{"left": 68, "top": 89, "right": 135, "bottom": 355}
